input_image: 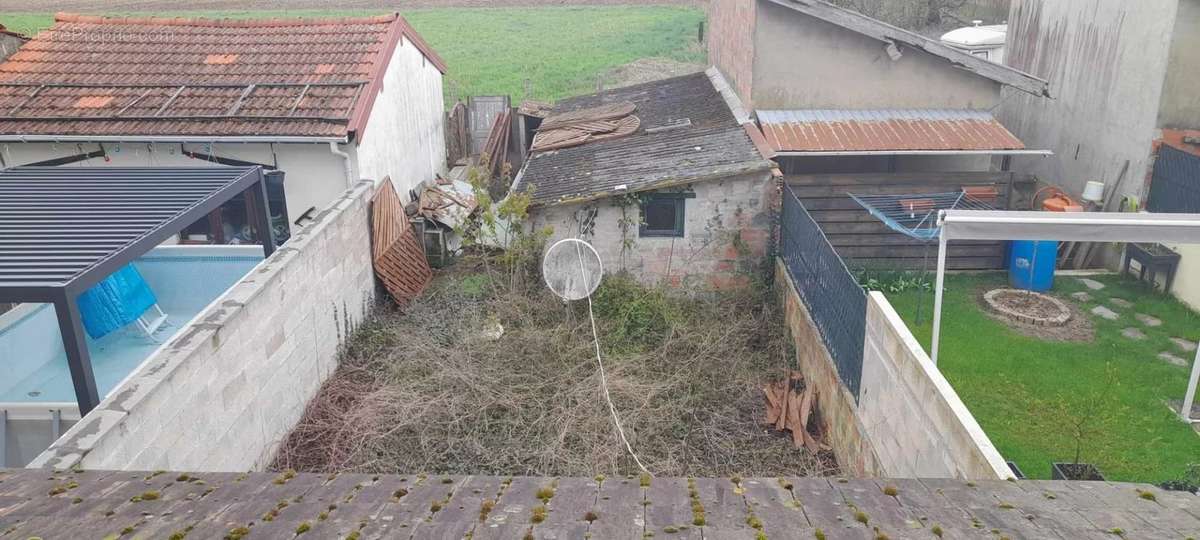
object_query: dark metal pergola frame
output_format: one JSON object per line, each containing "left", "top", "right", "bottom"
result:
{"left": 0, "top": 166, "right": 276, "bottom": 415}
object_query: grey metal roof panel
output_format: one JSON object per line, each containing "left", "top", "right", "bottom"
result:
{"left": 517, "top": 72, "right": 773, "bottom": 206}
{"left": 0, "top": 166, "right": 262, "bottom": 298}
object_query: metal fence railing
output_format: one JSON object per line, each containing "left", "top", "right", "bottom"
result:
{"left": 1149, "top": 144, "right": 1200, "bottom": 213}
{"left": 780, "top": 183, "right": 867, "bottom": 399}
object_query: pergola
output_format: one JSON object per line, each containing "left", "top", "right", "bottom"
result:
{"left": 0, "top": 166, "right": 275, "bottom": 415}
{"left": 930, "top": 210, "right": 1200, "bottom": 423}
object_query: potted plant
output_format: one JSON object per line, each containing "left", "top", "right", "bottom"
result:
{"left": 1041, "top": 365, "right": 1123, "bottom": 481}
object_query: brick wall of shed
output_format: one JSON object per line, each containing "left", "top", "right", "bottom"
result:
{"left": 530, "top": 171, "right": 774, "bottom": 289}
{"left": 707, "top": 0, "right": 756, "bottom": 111}
{"left": 29, "top": 179, "right": 379, "bottom": 472}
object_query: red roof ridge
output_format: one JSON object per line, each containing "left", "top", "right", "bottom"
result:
{"left": 52, "top": 11, "right": 399, "bottom": 28}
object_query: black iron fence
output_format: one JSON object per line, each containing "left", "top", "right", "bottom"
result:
{"left": 1149, "top": 144, "right": 1200, "bottom": 213}
{"left": 780, "top": 183, "right": 866, "bottom": 399}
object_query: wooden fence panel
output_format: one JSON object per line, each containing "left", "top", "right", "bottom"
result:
{"left": 785, "top": 172, "right": 1031, "bottom": 271}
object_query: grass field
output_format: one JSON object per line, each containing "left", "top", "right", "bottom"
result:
{"left": 0, "top": 7, "right": 706, "bottom": 105}
{"left": 887, "top": 272, "right": 1200, "bottom": 483}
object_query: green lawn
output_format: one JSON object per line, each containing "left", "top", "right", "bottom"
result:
{"left": 886, "top": 272, "right": 1200, "bottom": 483}
{"left": 0, "top": 7, "right": 706, "bottom": 105}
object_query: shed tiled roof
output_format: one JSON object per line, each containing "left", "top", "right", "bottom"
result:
{"left": 758, "top": 109, "right": 1025, "bottom": 153}
{"left": 515, "top": 72, "right": 773, "bottom": 206}
{"left": 0, "top": 13, "right": 446, "bottom": 140}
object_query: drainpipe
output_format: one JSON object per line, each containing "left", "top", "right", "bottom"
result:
{"left": 329, "top": 141, "right": 354, "bottom": 188}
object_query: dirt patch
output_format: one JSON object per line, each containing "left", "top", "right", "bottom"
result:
{"left": 274, "top": 263, "right": 835, "bottom": 477}
{"left": 978, "top": 287, "right": 1094, "bottom": 342}
{"left": 604, "top": 57, "right": 706, "bottom": 89}
{"left": 2, "top": 0, "right": 701, "bottom": 11}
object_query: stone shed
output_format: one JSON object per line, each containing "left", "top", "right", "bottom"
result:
{"left": 512, "top": 70, "right": 775, "bottom": 289}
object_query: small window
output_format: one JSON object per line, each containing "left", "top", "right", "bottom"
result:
{"left": 639, "top": 194, "right": 686, "bottom": 237}
{"left": 972, "top": 50, "right": 989, "bottom": 60}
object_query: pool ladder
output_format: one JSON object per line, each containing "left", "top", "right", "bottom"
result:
{"left": 0, "top": 409, "right": 64, "bottom": 468}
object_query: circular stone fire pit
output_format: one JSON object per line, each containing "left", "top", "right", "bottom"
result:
{"left": 983, "top": 288, "right": 1072, "bottom": 327}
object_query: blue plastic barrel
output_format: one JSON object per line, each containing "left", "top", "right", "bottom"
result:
{"left": 1008, "top": 240, "right": 1058, "bottom": 291}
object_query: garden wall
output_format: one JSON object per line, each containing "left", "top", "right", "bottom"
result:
{"left": 29, "top": 179, "right": 379, "bottom": 472}
{"left": 776, "top": 260, "right": 883, "bottom": 476}
{"left": 776, "top": 260, "right": 1011, "bottom": 479}
{"left": 859, "top": 292, "right": 1011, "bottom": 479}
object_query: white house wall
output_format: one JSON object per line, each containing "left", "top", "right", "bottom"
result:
{"left": 2, "top": 142, "right": 352, "bottom": 228}
{"left": 354, "top": 35, "right": 447, "bottom": 201}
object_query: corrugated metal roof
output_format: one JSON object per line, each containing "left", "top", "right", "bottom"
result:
{"left": 757, "top": 109, "right": 1025, "bottom": 153}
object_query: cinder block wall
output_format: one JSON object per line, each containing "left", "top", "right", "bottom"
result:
{"left": 29, "top": 179, "right": 379, "bottom": 472}
{"left": 776, "top": 260, "right": 883, "bottom": 476}
{"left": 707, "top": 0, "right": 756, "bottom": 110}
{"left": 860, "top": 292, "right": 1010, "bottom": 479}
{"left": 776, "top": 261, "right": 1011, "bottom": 479}
{"left": 531, "top": 171, "right": 774, "bottom": 289}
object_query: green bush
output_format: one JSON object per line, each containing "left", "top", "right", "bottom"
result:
{"left": 591, "top": 274, "right": 677, "bottom": 348}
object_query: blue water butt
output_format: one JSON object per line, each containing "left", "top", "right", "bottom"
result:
{"left": 1008, "top": 240, "right": 1058, "bottom": 292}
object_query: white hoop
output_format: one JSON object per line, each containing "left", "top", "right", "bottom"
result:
{"left": 542, "top": 238, "right": 603, "bottom": 301}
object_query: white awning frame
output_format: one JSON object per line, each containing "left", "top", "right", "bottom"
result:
{"left": 929, "top": 210, "right": 1200, "bottom": 423}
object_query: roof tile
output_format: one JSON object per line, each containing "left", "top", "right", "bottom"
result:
{"left": 0, "top": 12, "right": 446, "bottom": 139}
{"left": 517, "top": 73, "right": 773, "bottom": 206}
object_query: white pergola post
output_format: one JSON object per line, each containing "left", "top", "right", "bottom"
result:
{"left": 931, "top": 230, "right": 948, "bottom": 365}
{"left": 1183, "top": 345, "right": 1199, "bottom": 422}
{"left": 927, "top": 210, "right": 1200, "bottom": 421}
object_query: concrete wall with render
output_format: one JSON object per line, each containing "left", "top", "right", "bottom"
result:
{"left": 1002, "top": 0, "right": 1179, "bottom": 200}
{"left": 354, "top": 34, "right": 447, "bottom": 199}
{"left": 1159, "top": 0, "right": 1200, "bottom": 129}
{"left": 28, "top": 179, "right": 378, "bottom": 472}
{"left": 3, "top": 142, "right": 354, "bottom": 228}
{"left": 860, "top": 292, "right": 1010, "bottom": 479}
{"left": 707, "top": 0, "right": 757, "bottom": 110}
{"left": 529, "top": 171, "right": 774, "bottom": 289}
{"left": 775, "top": 261, "right": 1010, "bottom": 479}
{"left": 750, "top": 1, "right": 1001, "bottom": 110}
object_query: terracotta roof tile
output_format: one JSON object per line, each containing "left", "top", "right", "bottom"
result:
{"left": 0, "top": 12, "right": 447, "bottom": 139}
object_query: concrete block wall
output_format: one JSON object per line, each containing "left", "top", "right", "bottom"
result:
{"left": 776, "top": 260, "right": 883, "bottom": 477}
{"left": 706, "top": 0, "right": 756, "bottom": 110}
{"left": 531, "top": 171, "right": 775, "bottom": 289}
{"left": 776, "top": 261, "right": 1011, "bottom": 479}
{"left": 860, "top": 292, "right": 1010, "bottom": 480}
{"left": 29, "top": 179, "right": 379, "bottom": 472}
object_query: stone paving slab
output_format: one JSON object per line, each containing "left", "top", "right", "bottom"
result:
{"left": 1171, "top": 337, "right": 1199, "bottom": 353}
{"left": 1135, "top": 313, "right": 1163, "bottom": 327}
{"left": 0, "top": 469, "right": 1197, "bottom": 538}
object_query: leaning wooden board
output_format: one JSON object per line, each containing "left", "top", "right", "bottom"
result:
{"left": 371, "top": 179, "right": 433, "bottom": 304}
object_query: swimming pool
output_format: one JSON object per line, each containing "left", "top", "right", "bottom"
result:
{"left": 0, "top": 246, "right": 263, "bottom": 405}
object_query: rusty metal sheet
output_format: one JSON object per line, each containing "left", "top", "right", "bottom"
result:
{"left": 758, "top": 109, "right": 1026, "bottom": 153}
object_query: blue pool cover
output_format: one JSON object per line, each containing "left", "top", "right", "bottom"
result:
{"left": 76, "top": 265, "right": 158, "bottom": 339}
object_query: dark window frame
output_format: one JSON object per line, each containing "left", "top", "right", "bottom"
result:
{"left": 639, "top": 192, "right": 692, "bottom": 237}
